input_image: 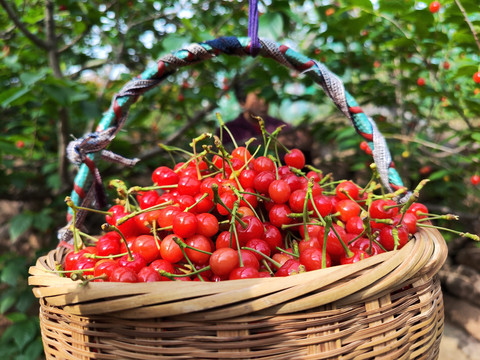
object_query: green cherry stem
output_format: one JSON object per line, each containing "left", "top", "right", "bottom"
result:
{"left": 101, "top": 223, "right": 134, "bottom": 261}
{"left": 242, "top": 247, "right": 282, "bottom": 268}
{"left": 116, "top": 201, "right": 174, "bottom": 226}
{"left": 217, "top": 113, "right": 238, "bottom": 148}
{"left": 329, "top": 221, "right": 354, "bottom": 258}
{"left": 158, "top": 265, "right": 211, "bottom": 280}
{"left": 172, "top": 236, "right": 206, "bottom": 282}
{"left": 417, "top": 223, "right": 480, "bottom": 241}
{"left": 322, "top": 217, "right": 331, "bottom": 269}
{"left": 211, "top": 183, "right": 247, "bottom": 228}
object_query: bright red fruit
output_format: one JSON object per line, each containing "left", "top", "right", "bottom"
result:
{"left": 160, "top": 234, "right": 185, "bottom": 263}
{"left": 275, "top": 259, "right": 303, "bottom": 277}
{"left": 118, "top": 253, "right": 147, "bottom": 273}
{"left": 132, "top": 235, "right": 160, "bottom": 264}
{"left": 268, "top": 179, "right": 291, "bottom": 204}
{"left": 474, "top": 72, "right": 480, "bottom": 84}
{"left": 429, "top": 1, "right": 440, "bottom": 13}
{"left": 185, "top": 234, "right": 212, "bottom": 265}
{"left": 379, "top": 225, "right": 409, "bottom": 251}
{"left": 229, "top": 267, "right": 260, "bottom": 280}
{"left": 284, "top": 149, "right": 306, "bottom": 169}
{"left": 299, "top": 248, "right": 331, "bottom": 271}
{"left": 195, "top": 213, "right": 219, "bottom": 237}
{"left": 268, "top": 204, "right": 293, "bottom": 228}
{"left": 152, "top": 166, "right": 179, "bottom": 187}
{"left": 336, "top": 181, "right": 359, "bottom": 200}
{"left": 172, "top": 212, "right": 197, "bottom": 238}
{"left": 209, "top": 248, "right": 239, "bottom": 276}
{"left": 110, "top": 267, "right": 138, "bottom": 283}
{"left": 417, "top": 77, "right": 426, "bottom": 87}
{"left": 137, "top": 266, "right": 162, "bottom": 282}
{"left": 471, "top": 174, "right": 480, "bottom": 185}
{"left": 93, "top": 260, "right": 119, "bottom": 281}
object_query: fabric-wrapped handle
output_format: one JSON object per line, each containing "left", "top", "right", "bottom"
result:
{"left": 62, "top": 36, "right": 405, "bottom": 240}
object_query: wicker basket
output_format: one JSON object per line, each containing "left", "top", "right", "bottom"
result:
{"left": 30, "top": 227, "right": 446, "bottom": 359}
{"left": 29, "top": 37, "right": 448, "bottom": 359}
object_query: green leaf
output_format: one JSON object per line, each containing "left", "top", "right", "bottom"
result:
{"left": 0, "top": 289, "right": 16, "bottom": 314}
{"left": 455, "top": 64, "right": 477, "bottom": 78}
{"left": 19, "top": 71, "right": 47, "bottom": 86}
{"left": 471, "top": 133, "right": 480, "bottom": 143}
{"left": 0, "top": 87, "right": 31, "bottom": 108}
{"left": 259, "top": 12, "right": 284, "bottom": 40}
{"left": 429, "top": 169, "right": 450, "bottom": 181}
{"left": 8, "top": 213, "right": 33, "bottom": 242}
{"left": 0, "top": 257, "right": 25, "bottom": 286}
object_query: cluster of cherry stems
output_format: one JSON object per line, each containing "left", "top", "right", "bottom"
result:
{"left": 60, "top": 117, "right": 478, "bottom": 283}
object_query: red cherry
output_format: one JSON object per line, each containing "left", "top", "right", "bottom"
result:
{"left": 110, "top": 267, "right": 138, "bottom": 283}
{"left": 369, "top": 199, "right": 399, "bottom": 219}
{"left": 262, "top": 223, "right": 283, "bottom": 253}
{"left": 317, "top": 224, "right": 348, "bottom": 260}
{"left": 195, "top": 213, "right": 219, "bottom": 238}
{"left": 346, "top": 216, "right": 365, "bottom": 235}
{"left": 275, "top": 259, "right": 303, "bottom": 277}
{"left": 417, "top": 77, "right": 426, "bottom": 86}
{"left": 407, "top": 203, "right": 429, "bottom": 219}
{"left": 229, "top": 267, "right": 260, "bottom": 280}
{"left": 245, "top": 238, "right": 271, "bottom": 261}
{"left": 253, "top": 156, "right": 275, "bottom": 173}
{"left": 268, "top": 179, "right": 291, "bottom": 204}
{"left": 239, "top": 169, "right": 257, "bottom": 189}
{"left": 336, "top": 181, "right": 360, "bottom": 200}
{"left": 236, "top": 216, "right": 265, "bottom": 244}
{"left": 268, "top": 204, "right": 293, "bottom": 228}
{"left": 117, "top": 253, "right": 147, "bottom": 273}
{"left": 443, "top": 61, "right": 450, "bottom": 70}
{"left": 471, "top": 174, "right": 480, "bottom": 185}
{"left": 299, "top": 248, "right": 331, "bottom": 271}
{"left": 137, "top": 266, "right": 162, "bottom": 282}
{"left": 284, "top": 149, "right": 306, "bottom": 169}
{"left": 152, "top": 166, "right": 179, "bottom": 187}
{"left": 340, "top": 248, "right": 370, "bottom": 265}
{"left": 93, "top": 260, "right": 119, "bottom": 281}
{"left": 474, "top": 72, "right": 480, "bottom": 84}
{"left": 429, "top": 1, "right": 440, "bottom": 13}
{"left": 185, "top": 234, "right": 213, "bottom": 265}
{"left": 132, "top": 235, "right": 160, "bottom": 264}
{"left": 231, "top": 146, "right": 252, "bottom": 163}
{"left": 335, "top": 199, "right": 361, "bottom": 222}
{"left": 253, "top": 171, "right": 276, "bottom": 194}
{"left": 149, "top": 259, "right": 175, "bottom": 281}
{"left": 160, "top": 234, "right": 185, "bottom": 263}
{"left": 172, "top": 212, "right": 197, "bottom": 238}
{"left": 209, "top": 248, "right": 239, "bottom": 277}
{"left": 379, "top": 225, "right": 409, "bottom": 251}
{"left": 348, "top": 237, "right": 385, "bottom": 256}
{"left": 15, "top": 140, "right": 25, "bottom": 149}
{"left": 95, "top": 232, "right": 121, "bottom": 257}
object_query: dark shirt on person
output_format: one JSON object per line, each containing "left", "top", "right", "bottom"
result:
{"left": 217, "top": 113, "right": 292, "bottom": 147}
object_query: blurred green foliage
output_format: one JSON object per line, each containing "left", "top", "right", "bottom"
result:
{"left": 1, "top": 0, "right": 479, "bottom": 358}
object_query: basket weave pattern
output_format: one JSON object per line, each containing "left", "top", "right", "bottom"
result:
{"left": 30, "top": 227, "right": 447, "bottom": 359}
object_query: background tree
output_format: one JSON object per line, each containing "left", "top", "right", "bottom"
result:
{"left": 1, "top": 1, "right": 479, "bottom": 358}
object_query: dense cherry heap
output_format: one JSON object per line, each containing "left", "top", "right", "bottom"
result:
{"left": 61, "top": 120, "right": 475, "bottom": 283}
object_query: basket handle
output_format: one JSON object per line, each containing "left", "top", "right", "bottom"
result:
{"left": 61, "top": 36, "right": 406, "bottom": 240}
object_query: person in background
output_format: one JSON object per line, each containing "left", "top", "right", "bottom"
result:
{"left": 217, "top": 78, "right": 313, "bottom": 163}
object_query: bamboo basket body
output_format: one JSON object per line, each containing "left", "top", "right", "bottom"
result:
{"left": 29, "top": 227, "right": 447, "bottom": 359}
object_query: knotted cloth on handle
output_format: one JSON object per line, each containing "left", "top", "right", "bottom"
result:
{"left": 60, "top": 36, "right": 406, "bottom": 242}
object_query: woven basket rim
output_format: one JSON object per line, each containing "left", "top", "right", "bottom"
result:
{"left": 29, "top": 227, "right": 447, "bottom": 320}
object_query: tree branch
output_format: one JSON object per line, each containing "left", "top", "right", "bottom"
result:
{"left": 0, "top": 0, "right": 50, "bottom": 50}
{"left": 454, "top": 0, "right": 480, "bottom": 53}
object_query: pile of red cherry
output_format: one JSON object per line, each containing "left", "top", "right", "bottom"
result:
{"left": 62, "top": 137, "right": 432, "bottom": 283}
